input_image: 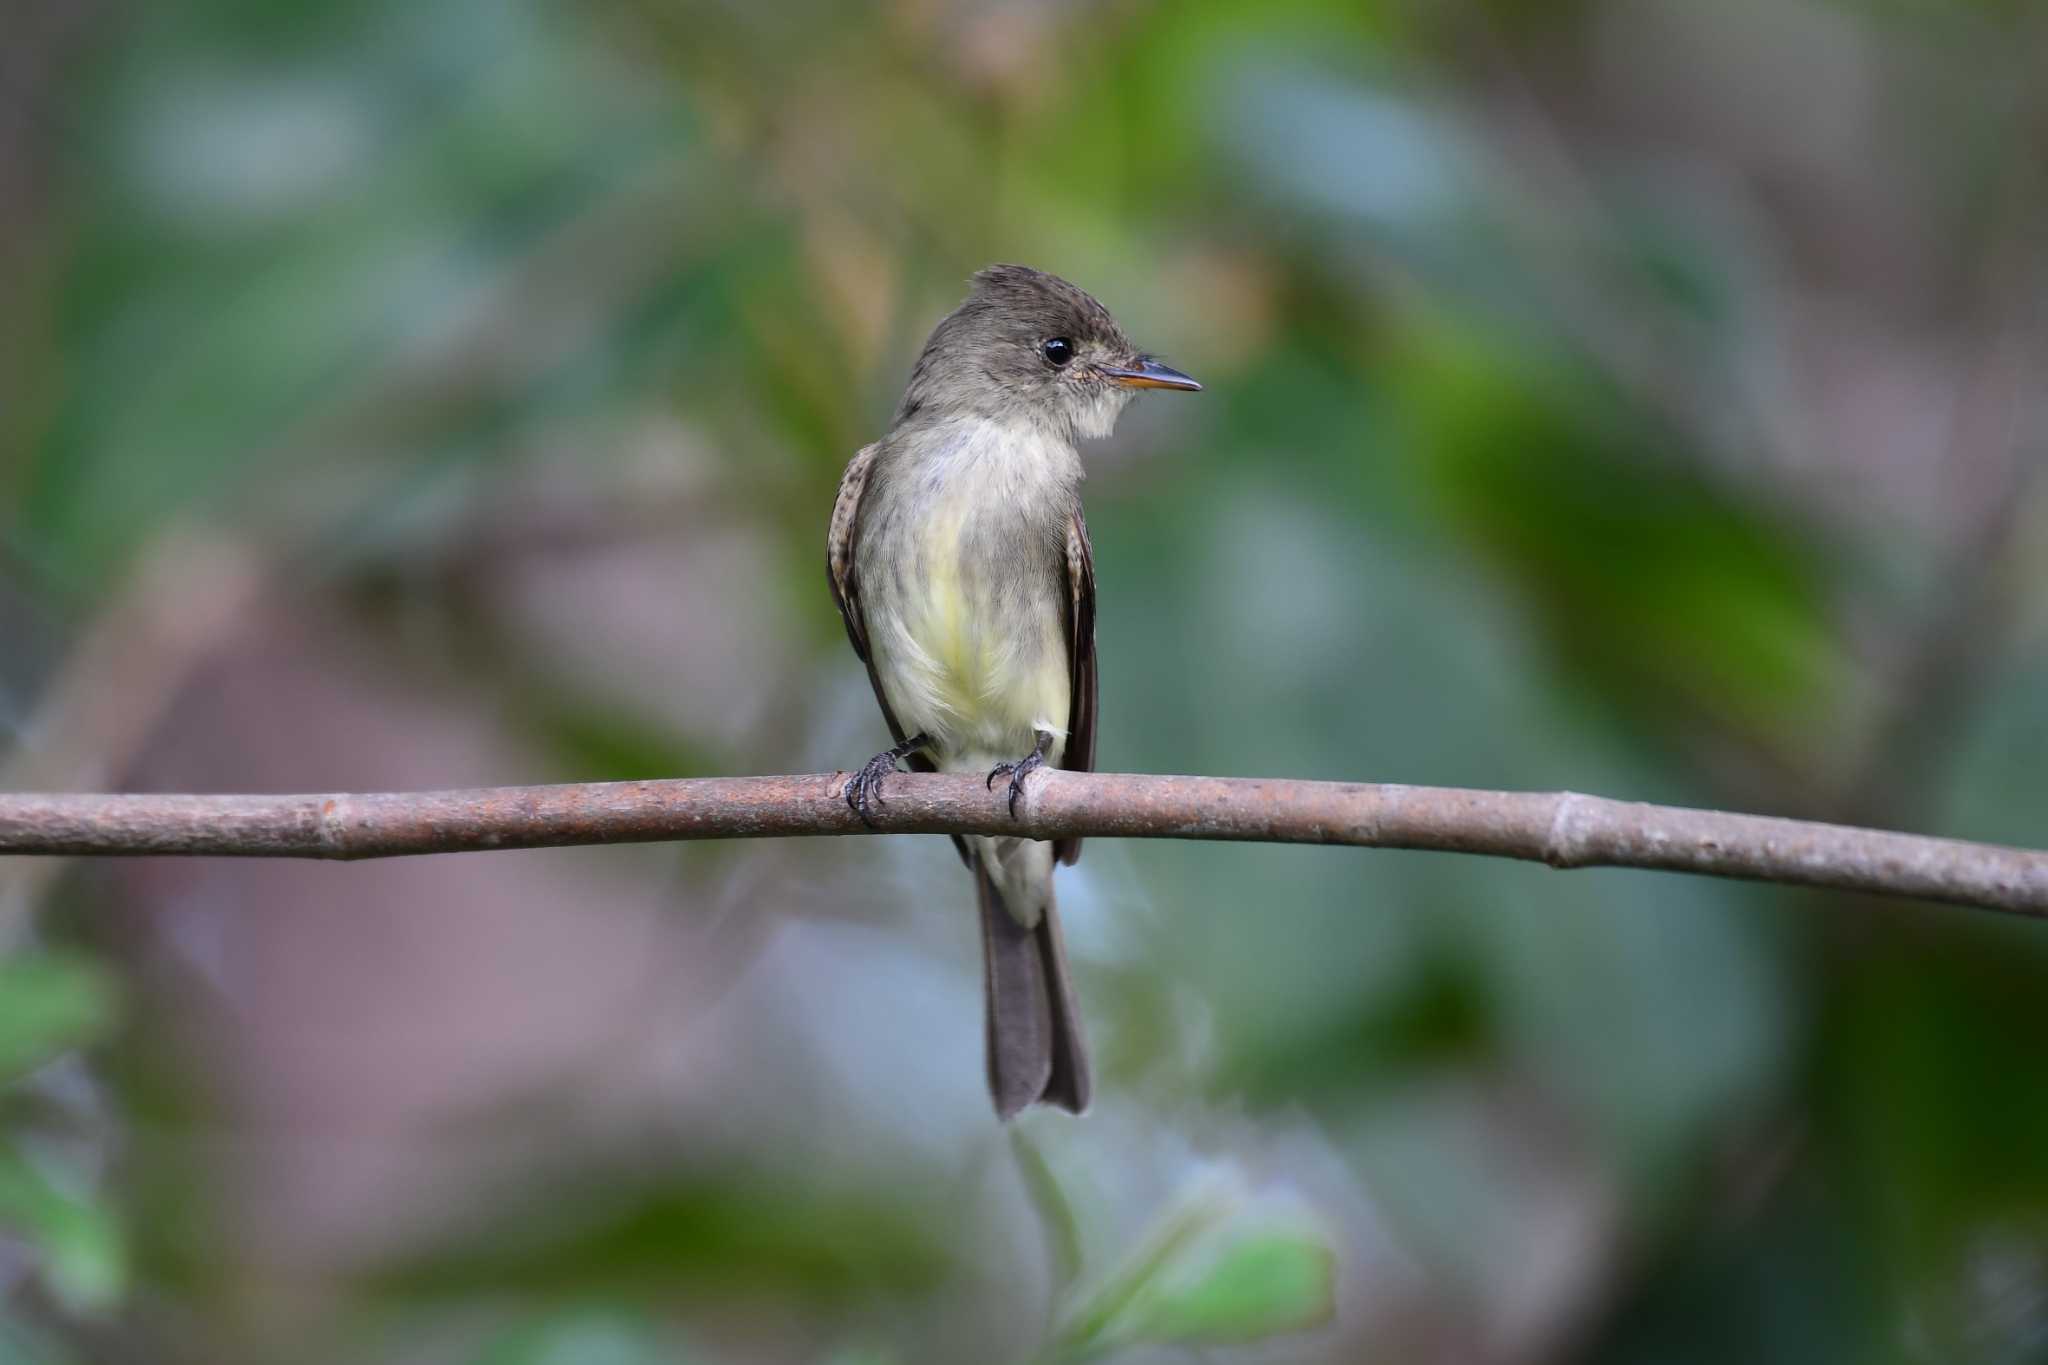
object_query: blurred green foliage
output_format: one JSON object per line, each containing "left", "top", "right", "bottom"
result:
{"left": 0, "top": 955, "right": 117, "bottom": 1087}
{"left": 4, "top": 0, "right": 2048, "bottom": 1360}
{"left": 1047, "top": 1187, "right": 1334, "bottom": 1358}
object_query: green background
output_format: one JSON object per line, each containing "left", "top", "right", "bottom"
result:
{"left": 4, "top": 0, "right": 2048, "bottom": 1360}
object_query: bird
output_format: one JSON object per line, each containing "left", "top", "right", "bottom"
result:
{"left": 826, "top": 264, "right": 1200, "bottom": 1118}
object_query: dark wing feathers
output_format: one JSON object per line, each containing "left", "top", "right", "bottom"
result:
{"left": 827, "top": 444, "right": 877, "bottom": 661}
{"left": 1055, "top": 506, "right": 1097, "bottom": 866}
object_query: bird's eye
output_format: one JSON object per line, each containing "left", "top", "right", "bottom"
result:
{"left": 1041, "top": 337, "right": 1075, "bottom": 367}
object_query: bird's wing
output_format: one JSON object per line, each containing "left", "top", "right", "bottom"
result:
{"left": 827, "top": 443, "right": 879, "bottom": 661}
{"left": 829, "top": 443, "right": 965, "bottom": 865}
{"left": 828, "top": 442, "right": 925, "bottom": 762}
{"left": 1055, "top": 504, "right": 1097, "bottom": 866}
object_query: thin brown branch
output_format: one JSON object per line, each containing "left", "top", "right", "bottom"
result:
{"left": 0, "top": 771, "right": 2042, "bottom": 916}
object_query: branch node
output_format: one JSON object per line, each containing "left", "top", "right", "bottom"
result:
{"left": 1544, "top": 791, "right": 1595, "bottom": 869}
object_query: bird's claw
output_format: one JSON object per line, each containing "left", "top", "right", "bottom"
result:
{"left": 985, "top": 750, "right": 1046, "bottom": 819}
{"left": 845, "top": 750, "right": 903, "bottom": 828}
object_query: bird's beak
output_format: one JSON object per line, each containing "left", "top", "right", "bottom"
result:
{"left": 1097, "top": 357, "right": 1202, "bottom": 392}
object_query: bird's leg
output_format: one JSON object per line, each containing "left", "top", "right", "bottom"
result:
{"left": 986, "top": 728, "right": 1056, "bottom": 819}
{"left": 845, "top": 732, "right": 932, "bottom": 827}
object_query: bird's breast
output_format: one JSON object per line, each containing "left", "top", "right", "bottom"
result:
{"left": 861, "top": 425, "right": 1075, "bottom": 759}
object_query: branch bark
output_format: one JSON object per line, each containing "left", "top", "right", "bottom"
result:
{"left": 0, "top": 771, "right": 2042, "bottom": 916}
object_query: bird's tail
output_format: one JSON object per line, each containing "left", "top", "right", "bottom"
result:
{"left": 977, "top": 857, "right": 1090, "bottom": 1119}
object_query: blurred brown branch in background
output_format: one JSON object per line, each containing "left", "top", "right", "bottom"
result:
{"left": 0, "top": 770, "right": 2041, "bottom": 916}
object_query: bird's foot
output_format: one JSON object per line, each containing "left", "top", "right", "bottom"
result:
{"left": 846, "top": 752, "right": 899, "bottom": 827}
{"left": 986, "top": 731, "right": 1056, "bottom": 819}
{"left": 845, "top": 733, "right": 930, "bottom": 827}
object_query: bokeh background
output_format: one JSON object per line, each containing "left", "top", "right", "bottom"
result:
{"left": 5, "top": 0, "right": 2048, "bottom": 1360}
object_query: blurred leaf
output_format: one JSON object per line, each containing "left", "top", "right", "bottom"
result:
{"left": 375, "top": 1171, "right": 950, "bottom": 1306}
{"left": 1116, "top": 1226, "right": 1336, "bottom": 1345}
{"left": 1051, "top": 1182, "right": 1335, "bottom": 1360}
{"left": 0, "top": 1143, "right": 126, "bottom": 1315}
{"left": 1052, "top": 1186, "right": 1229, "bottom": 1359}
{"left": 1011, "top": 1128, "right": 1086, "bottom": 1295}
{"left": 0, "top": 953, "right": 118, "bottom": 1085}
{"left": 1392, "top": 315, "right": 1854, "bottom": 762}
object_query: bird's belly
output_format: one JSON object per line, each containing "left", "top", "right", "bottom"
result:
{"left": 870, "top": 511, "right": 1069, "bottom": 764}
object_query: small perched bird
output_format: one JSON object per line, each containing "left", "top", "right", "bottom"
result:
{"left": 827, "top": 265, "right": 1200, "bottom": 1118}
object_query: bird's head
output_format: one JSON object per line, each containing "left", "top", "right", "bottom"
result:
{"left": 898, "top": 264, "right": 1200, "bottom": 441}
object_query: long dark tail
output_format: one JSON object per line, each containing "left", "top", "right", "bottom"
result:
{"left": 977, "top": 864, "right": 1090, "bottom": 1119}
